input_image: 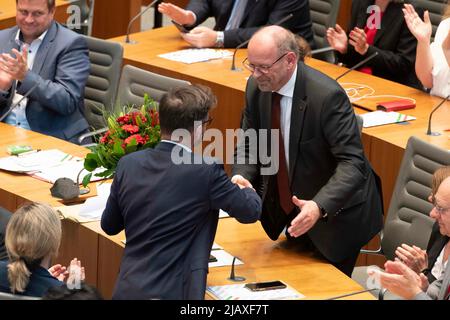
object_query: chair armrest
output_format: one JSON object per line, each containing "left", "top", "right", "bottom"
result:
{"left": 78, "top": 127, "right": 108, "bottom": 145}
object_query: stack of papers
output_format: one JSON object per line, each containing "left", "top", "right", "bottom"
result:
{"left": 159, "top": 48, "right": 233, "bottom": 64}
{"left": 207, "top": 284, "right": 304, "bottom": 300}
{"left": 361, "top": 111, "right": 416, "bottom": 128}
{"left": 0, "top": 149, "right": 105, "bottom": 184}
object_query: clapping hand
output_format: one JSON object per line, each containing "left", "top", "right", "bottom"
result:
{"left": 403, "top": 4, "right": 432, "bottom": 43}
{"left": 231, "top": 174, "right": 254, "bottom": 190}
{"left": 349, "top": 27, "right": 369, "bottom": 55}
{"left": 181, "top": 26, "right": 217, "bottom": 48}
{"left": 0, "top": 46, "right": 28, "bottom": 82}
{"left": 158, "top": 2, "right": 196, "bottom": 26}
{"left": 326, "top": 24, "right": 348, "bottom": 54}
{"left": 395, "top": 243, "right": 428, "bottom": 274}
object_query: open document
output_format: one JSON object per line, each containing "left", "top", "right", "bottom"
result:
{"left": 159, "top": 48, "right": 233, "bottom": 64}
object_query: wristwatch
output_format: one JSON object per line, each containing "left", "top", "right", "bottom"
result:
{"left": 215, "top": 31, "right": 224, "bottom": 48}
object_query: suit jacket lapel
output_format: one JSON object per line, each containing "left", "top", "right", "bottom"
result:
{"left": 32, "top": 21, "right": 57, "bottom": 75}
{"left": 288, "top": 62, "right": 307, "bottom": 184}
{"left": 2, "top": 27, "right": 19, "bottom": 54}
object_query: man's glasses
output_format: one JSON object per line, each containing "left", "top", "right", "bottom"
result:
{"left": 431, "top": 196, "right": 450, "bottom": 215}
{"left": 242, "top": 52, "right": 289, "bottom": 74}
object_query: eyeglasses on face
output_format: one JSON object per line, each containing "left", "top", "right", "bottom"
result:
{"left": 242, "top": 52, "right": 289, "bottom": 74}
{"left": 431, "top": 196, "right": 450, "bottom": 215}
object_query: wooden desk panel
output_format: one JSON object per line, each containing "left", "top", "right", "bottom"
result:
{"left": 0, "top": 0, "right": 70, "bottom": 30}
{"left": 84, "top": 218, "right": 375, "bottom": 300}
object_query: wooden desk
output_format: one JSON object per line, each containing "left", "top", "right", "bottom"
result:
{"left": 109, "top": 26, "right": 450, "bottom": 268}
{"left": 84, "top": 218, "right": 374, "bottom": 300}
{"left": 0, "top": 0, "right": 70, "bottom": 30}
{"left": 0, "top": 123, "right": 99, "bottom": 286}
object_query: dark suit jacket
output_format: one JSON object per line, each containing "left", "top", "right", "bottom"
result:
{"left": 338, "top": 0, "right": 422, "bottom": 89}
{"left": 0, "top": 261, "right": 63, "bottom": 297}
{"left": 0, "top": 21, "right": 90, "bottom": 143}
{"left": 232, "top": 62, "right": 384, "bottom": 262}
{"left": 424, "top": 223, "right": 449, "bottom": 283}
{"left": 0, "top": 207, "right": 11, "bottom": 261}
{"left": 186, "top": 0, "right": 314, "bottom": 48}
{"left": 101, "top": 142, "right": 261, "bottom": 300}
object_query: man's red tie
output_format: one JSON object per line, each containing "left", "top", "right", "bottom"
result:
{"left": 271, "top": 92, "right": 294, "bottom": 215}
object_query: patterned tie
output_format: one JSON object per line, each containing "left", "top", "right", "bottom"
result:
{"left": 225, "top": 0, "right": 248, "bottom": 30}
{"left": 271, "top": 92, "right": 294, "bottom": 215}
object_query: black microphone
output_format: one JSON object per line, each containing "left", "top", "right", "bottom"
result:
{"left": 0, "top": 81, "right": 40, "bottom": 122}
{"left": 335, "top": 51, "right": 379, "bottom": 81}
{"left": 427, "top": 94, "right": 449, "bottom": 136}
{"left": 324, "top": 288, "right": 379, "bottom": 300}
{"left": 125, "top": 0, "right": 159, "bottom": 44}
{"left": 231, "top": 13, "right": 294, "bottom": 71}
{"left": 228, "top": 256, "right": 245, "bottom": 282}
{"left": 310, "top": 46, "right": 335, "bottom": 56}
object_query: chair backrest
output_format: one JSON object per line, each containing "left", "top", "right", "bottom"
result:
{"left": 413, "top": 0, "right": 447, "bottom": 40}
{"left": 0, "top": 292, "right": 41, "bottom": 300}
{"left": 381, "top": 136, "right": 450, "bottom": 260}
{"left": 309, "top": 0, "right": 340, "bottom": 62}
{"left": 84, "top": 36, "right": 123, "bottom": 130}
{"left": 116, "top": 65, "right": 191, "bottom": 109}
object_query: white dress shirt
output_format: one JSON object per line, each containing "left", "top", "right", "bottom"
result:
{"left": 4, "top": 30, "right": 48, "bottom": 129}
{"left": 430, "top": 18, "right": 450, "bottom": 98}
{"left": 161, "top": 139, "right": 192, "bottom": 153}
{"left": 275, "top": 65, "right": 297, "bottom": 173}
{"left": 431, "top": 245, "right": 449, "bottom": 281}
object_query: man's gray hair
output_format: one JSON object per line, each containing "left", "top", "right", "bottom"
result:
{"left": 275, "top": 29, "right": 300, "bottom": 59}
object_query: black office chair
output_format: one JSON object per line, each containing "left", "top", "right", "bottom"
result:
{"left": 309, "top": 0, "right": 341, "bottom": 63}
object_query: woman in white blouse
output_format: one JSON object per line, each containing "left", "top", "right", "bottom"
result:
{"left": 403, "top": 3, "right": 450, "bottom": 97}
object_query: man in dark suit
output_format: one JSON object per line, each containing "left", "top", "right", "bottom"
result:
{"left": 101, "top": 85, "right": 261, "bottom": 300}
{"left": 231, "top": 26, "right": 384, "bottom": 276}
{"left": 158, "top": 0, "right": 314, "bottom": 48}
{"left": 0, "top": 207, "right": 11, "bottom": 261}
{"left": 0, "top": 0, "right": 90, "bottom": 143}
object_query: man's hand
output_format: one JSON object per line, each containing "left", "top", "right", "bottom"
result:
{"left": 395, "top": 244, "right": 428, "bottom": 274}
{"left": 349, "top": 27, "right": 369, "bottom": 55}
{"left": 181, "top": 26, "right": 218, "bottom": 48}
{"left": 287, "top": 196, "right": 321, "bottom": 238}
{"left": 372, "top": 260, "right": 425, "bottom": 300}
{"left": 231, "top": 174, "right": 254, "bottom": 190}
{"left": 0, "top": 46, "right": 28, "bottom": 81}
{"left": 326, "top": 24, "right": 348, "bottom": 54}
{"left": 158, "top": 2, "right": 196, "bottom": 26}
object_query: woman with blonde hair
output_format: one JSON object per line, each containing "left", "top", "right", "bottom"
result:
{"left": 0, "top": 203, "right": 83, "bottom": 297}
{"left": 403, "top": 2, "right": 450, "bottom": 97}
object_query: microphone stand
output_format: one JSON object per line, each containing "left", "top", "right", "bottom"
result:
{"left": 335, "top": 51, "right": 379, "bottom": 81}
{"left": 228, "top": 257, "right": 245, "bottom": 282}
{"left": 426, "top": 94, "right": 449, "bottom": 136}
{"left": 125, "top": 0, "right": 159, "bottom": 44}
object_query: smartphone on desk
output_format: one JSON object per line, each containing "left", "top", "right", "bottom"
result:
{"left": 244, "top": 280, "right": 287, "bottom": 291}
{"left": 172, "top": 20, "right": 189, "bottom": 33}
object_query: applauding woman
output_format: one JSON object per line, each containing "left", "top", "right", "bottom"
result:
{"left": 403, "top": 3, "right": 450, "bottom": 97}
{"left": 0, "top": 203, "right": 84, "bottom": 297}
{"left": 327, "top": 0, "right": 421, "bottom": 88}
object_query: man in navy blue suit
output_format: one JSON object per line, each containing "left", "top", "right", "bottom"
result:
{"left": 101, "top": 84, "right": 262, "bottom": 300}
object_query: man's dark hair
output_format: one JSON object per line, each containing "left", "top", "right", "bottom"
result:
{"left": 159, "top": 84, "right": 217, "bottom": 135}
{"left": 16, "top": 0, "right": 56, "bottom": 11}
{"left": 43, "top": 283, "right": 104, "bottom": 300}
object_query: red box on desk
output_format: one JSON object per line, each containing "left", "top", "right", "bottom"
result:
{"left": 376, "top": 99, "right": 416, "bottom": 112}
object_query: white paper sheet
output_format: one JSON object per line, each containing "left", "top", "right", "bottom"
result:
{"left": 159, "top": 48, "right": 233, "bottom": 64}
{"left": 207, "top": 284, "right": 304, "bottom": 300}
{"left": 361, "top": 111, "right": 416, "bottom": 128}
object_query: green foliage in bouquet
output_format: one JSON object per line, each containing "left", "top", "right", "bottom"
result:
{"left": 82, "top": 94, "right": 160, "bottom": 187}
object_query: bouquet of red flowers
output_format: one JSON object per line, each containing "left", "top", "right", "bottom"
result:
{"left": 82, "top": 94, "right": 160, "bottom": 186}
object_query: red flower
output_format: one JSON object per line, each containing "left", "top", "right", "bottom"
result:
{"left": 151, "top": 112, "right": 159, "bottom": 127}
{"left": 124, "top": 134, "right": 148, "bottom": 145}
{"left": 121, "top": 124, "right": 139, "bottom": 134}
{"left": 99, "top": 130, "right": 111, "bottom": 144}
{"left": 117, "top": 115, "right": 131, "bottom": 125}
